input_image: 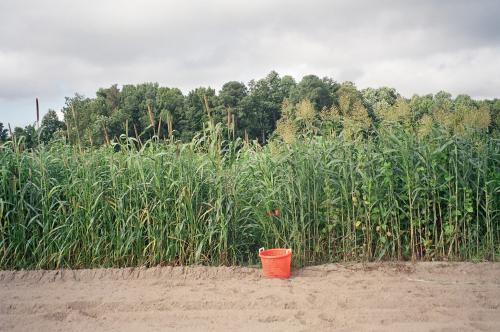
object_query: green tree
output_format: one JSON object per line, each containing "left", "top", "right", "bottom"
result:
{"left": 156, "top": 87, "right": 185, "bottom": 138}
{"left": 40, "top": 110, "right": 65, "bottom": 144}
{"left": 290, "top": 75, "right": 337, "bottom": 111}
{"left": 488, "top": 99, "right": 500, "bottom": 135}
{"left": 362, "top": 87, "right": 398, "bottom": 108}
{"left": 434, "top": 91, "right": 453, "bottom": 113}
{"left": 13, "top": 125, "right": 38, "bottom": 149}
{"left": 454, "top": 94, "right": 476, "bottom": 113}
{"left": 409, "top": 94, "right": 434, "bottom": 123}
{"left": 96, "top": 84, "right": 121, "bottom": 116}
{"left": 216, "top": 81, "right": 247, "bottom": 137}
{"left": 239, "top": 71, "right": 296, "bottom": 142}
{"left": 218, "top": 81, "right": 247, "bottom": 108}
{"left": 120, "top": 83, "right": 159, "bottom": 139}
{"left": 0, "top": 122, "right": 8, "bottom": 142}
{"left": 62, "top": 94, "right": 93, "bottom": 145}
{"left": 182, "top": 87, "right": 217, "bottom": 141}
{"left": 362, "top": 87, "right": 399, "bottom": 121}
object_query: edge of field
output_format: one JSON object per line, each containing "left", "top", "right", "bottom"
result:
{"left": 1, "top": 262, "right": 499, "bottom": 284}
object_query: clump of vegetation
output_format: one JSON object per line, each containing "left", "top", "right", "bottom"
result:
{"left": 1, "top": 106, "right": 498, "bottom": 269}
{"left": 1, "top": 73, "right": 498, "bottom": 269}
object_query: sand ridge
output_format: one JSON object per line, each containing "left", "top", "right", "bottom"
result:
{"left": 1, "top": 262, "right": 499, "bottom": 331}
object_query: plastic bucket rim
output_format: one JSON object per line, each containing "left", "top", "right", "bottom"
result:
{"left": 259, "top": 247, "right": 292, "bottom": 259}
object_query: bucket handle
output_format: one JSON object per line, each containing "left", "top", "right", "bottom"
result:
{"left": 259, "top": 247, "right": 265, "bottom": 253}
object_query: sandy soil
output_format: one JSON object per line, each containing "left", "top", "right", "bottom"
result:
{"left": 0, "top": 262, "right": 499, "bottom": 332}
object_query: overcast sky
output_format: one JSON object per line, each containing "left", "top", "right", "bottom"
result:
{"left": 1, "top": 0, "right": 499, "bottom": 127}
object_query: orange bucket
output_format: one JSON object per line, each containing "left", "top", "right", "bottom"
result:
{"left": 258, "top": 247, "right": 292, "bottom": 278}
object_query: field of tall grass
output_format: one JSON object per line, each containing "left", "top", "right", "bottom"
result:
{"left": 0, "top": 122, "right": 498, "bottom": 269}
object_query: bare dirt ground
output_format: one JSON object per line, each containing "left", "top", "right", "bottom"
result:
{"left": 0, "top": 262, "right": 499, "bottom": 332}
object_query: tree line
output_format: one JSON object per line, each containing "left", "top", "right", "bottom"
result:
{"left": 2, "top": 71, "right": 499, "bottom": 148}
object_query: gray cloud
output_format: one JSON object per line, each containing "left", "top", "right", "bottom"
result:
{"left": 1, "top": 0, "right": 499, "bottom": 126}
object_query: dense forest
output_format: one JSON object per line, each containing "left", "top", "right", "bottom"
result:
{"left": 1, "top": 71, "right": 499, "bottom": 148}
